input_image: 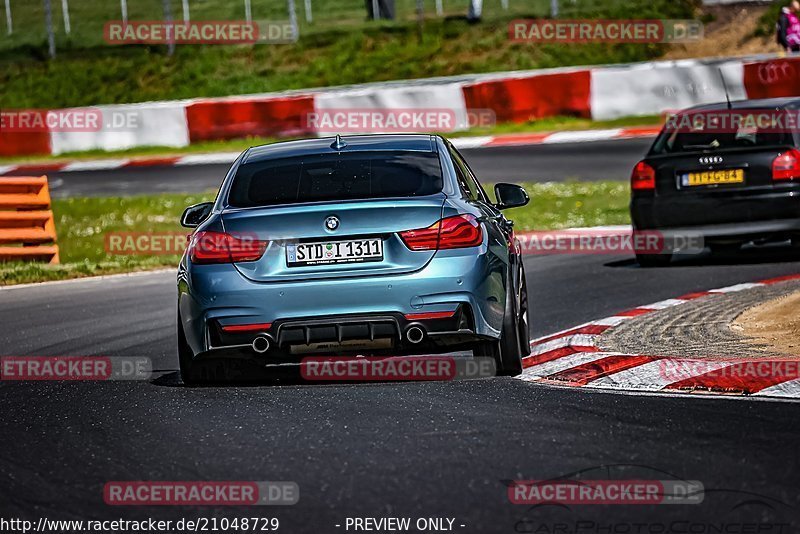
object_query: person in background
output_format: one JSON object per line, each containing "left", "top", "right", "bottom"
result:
{"left": 777, "top": 1, "right": 800, "bottom": 53}
{"left": 467, "top": 0, "right": 483, "bottom": 23}
{"left": 365, "top": 0, "right": 395, "bottom": 20}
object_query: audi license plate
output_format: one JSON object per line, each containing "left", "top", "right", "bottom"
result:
{"left": 286, "top": 239, "right": 383, "bottom": 267}
{"left": 680, "top": 169, "right": 744, "bottom": 187}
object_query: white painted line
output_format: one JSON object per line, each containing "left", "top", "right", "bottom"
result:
{"left": 529, "top": 334, "right": 600, "bottom": 356}
{"left": 175, "top": 152, "right": 241, "bottom": 166}
{"left": 544, "top": 381, "right": 800, "bottom": 404}
{"left": 708, "top": 283, "right": 764, "bottom": 293}
{"left": 61, "top": 159, "right": 129, "bottom": 172}
{"left": 753, "top": 378, "right": 800, "bottom": 398}
{"left": 592, "top": 315, "right": 635, "bottom": 327}
{"left": 0, "top": 268, "right": 175, "bottom": 292}
{"left": 0, "top": 165, "right": 18, "bottom": 175}
{"left": 642, "top": 298, "right": 689, "bottom": 310}
{"left": 529, "top": 322, "right": 595, "bottom": 346}
{"left": 541, "top": 128, "right": 623, "bottom": 144}
{"left": 589, "top": 359, "right": 672, "bottom": 391}
{"left": 520, "top": 351, "right": 617, "bottom": 381}
{"left": 450, "top": 136, "right": 494, "bottom": 149}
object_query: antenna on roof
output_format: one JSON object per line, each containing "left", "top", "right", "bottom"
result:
{"left": 331, "top": 134, "right": 347, "bottom": 151}
{"left": 718, "top": 68, "right": 732, "bottom": 110}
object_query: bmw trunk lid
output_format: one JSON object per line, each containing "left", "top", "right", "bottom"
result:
{"left": 221, "top": 196, "right": 446, "bottom": 282}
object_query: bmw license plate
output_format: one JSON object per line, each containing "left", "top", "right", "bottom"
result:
{"left": 286, "top": 239, "right": 383, "bottom": 267}
{"left": 681, "top": 169, "right": 744, "bottom": 187}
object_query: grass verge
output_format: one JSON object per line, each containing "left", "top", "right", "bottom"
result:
{"left": 0, "top": 0, "right": 695, "bottom": 109}
{"left": 0, "top": 181, "right": 630, "bottom": 285}
{"left": 0, "top": 192, "right": 214, "bottom": 285}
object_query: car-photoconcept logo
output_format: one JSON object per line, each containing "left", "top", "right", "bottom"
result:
{"left": 325, "top": 216, "right": 340, "bottom": 231}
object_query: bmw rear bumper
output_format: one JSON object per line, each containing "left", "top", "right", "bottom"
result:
{"left": 178, "top": 251, "right": 507, "bottom": 359}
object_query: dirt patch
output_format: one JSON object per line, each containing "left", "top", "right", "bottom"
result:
{"left": 664, "top": 4, "right": 782, "bottom": 60}
{"left": 733, "top": 290, "right": 800, "bottom": 355}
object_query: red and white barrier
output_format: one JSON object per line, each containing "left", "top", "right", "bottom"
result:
{"left": 590, "top": 58, "right": 746, "bottom": 121}
{"left": 0, "top": 130, "right": 51, "bottom": 158}
{"left": 314, "top": 83, "right": 470, "bottom": 130}
{"left": 463, "top": 69, "right": 591, "bottom": 123}
{"left": 6, "top": 53, "right": 800, "bottom": 158}
{"left": 742, "top": 56, "right": 800, "bottom": 99}
{"left": 185, "top": 95, "right": 315, "bottom": 142}
{"left": 49, "top": 102, "right": 191, "bottom": 155}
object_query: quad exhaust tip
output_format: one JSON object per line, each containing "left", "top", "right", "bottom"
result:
{"left": 252, "top": 336, "right": 271, "bottom": 353}
{"left": 405, "top": 325, "right": 425, "bottom": 344}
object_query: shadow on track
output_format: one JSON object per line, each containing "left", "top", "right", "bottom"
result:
{"left": 151, "top": 359, "right": 495, "bottom": 389}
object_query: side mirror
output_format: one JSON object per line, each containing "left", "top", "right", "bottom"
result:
{"left": 494, "top": 183, "right": 529, "bottom": 210}
{"left": 180, "top": 202, "right": 213, "bottom": 228}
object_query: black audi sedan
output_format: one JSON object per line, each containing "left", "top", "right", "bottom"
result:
{"left": 631, "top": 97, "right": 800, "bottom": 267}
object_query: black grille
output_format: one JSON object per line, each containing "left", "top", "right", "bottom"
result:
{"left": 276, "top": 316, "right": 399, "bottom": 347}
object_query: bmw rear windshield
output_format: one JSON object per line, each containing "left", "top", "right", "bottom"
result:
{"left": 228, "top": 151, "right": 443, "bottom": 208}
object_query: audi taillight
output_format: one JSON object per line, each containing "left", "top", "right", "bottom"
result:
{"left": 772, "top": 149, "right": 800, "bottom": 180}
{"left": 189, "top": 231, "right": 267, "bottom": 264}
{"left": 399, "top": 214, "right": 483, "bottom": 251}
{"left": 631, "top": 160, "right": 656, "bottom": 190}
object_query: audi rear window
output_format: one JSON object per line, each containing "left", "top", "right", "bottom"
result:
{"left": 650, "top": 111, "right": 797, "bottom": 155}
{"left": 228, "top": 151, "right": 443, "bottom": 208}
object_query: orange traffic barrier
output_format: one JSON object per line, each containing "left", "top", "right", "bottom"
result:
{"left": 0, "top": 176, "right": 59, "bottom": 264}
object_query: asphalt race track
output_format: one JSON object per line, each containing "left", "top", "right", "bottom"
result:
{"left": 2, "top": 246, "right": 800, "bottom": 531}
{"left": 46, "top": 138, "right": 655, "bottom": 197}
{"left": 3, "top": 137, "right": 799, "bottom": 530}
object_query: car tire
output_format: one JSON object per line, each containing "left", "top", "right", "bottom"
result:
{"left": 709, "top": 243, "right": 740, "bottom": 256}
{"left": 635, "top": 252, "right": 672, "bottom": 267}
{"left": 516, "top": 267, "right": 531, "bottom": 358}
{"left": 474, "top": 274, "right": 524, "bottom": 377}
{"left": 177, "top": 313, "right": 202, "bottom": 385}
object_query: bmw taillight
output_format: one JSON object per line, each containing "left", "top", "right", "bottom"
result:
{"left": 772, "top": 149, "right": 800, "bottom": 180}
{"left": 189, "top": 231, "right": 267, "bottom": 264}
{"left": 399, "top": 214, "right": 483, "bottom": 251}
{"left": 631, "top": 160, "right": 656, "bottom": 190}
{"left": 220, "top": 322, "right": 272, "bottom": 333}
